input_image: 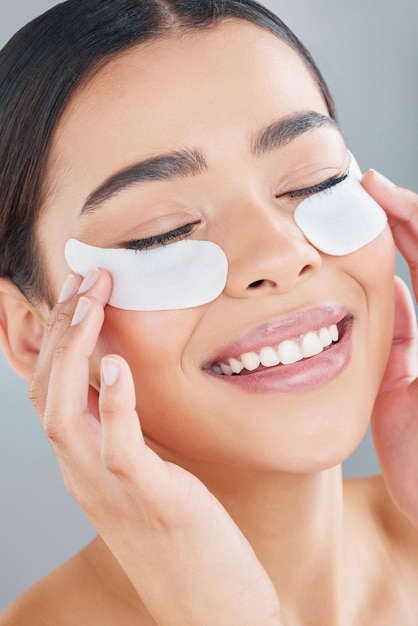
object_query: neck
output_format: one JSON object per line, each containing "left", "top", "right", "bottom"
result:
{"left": 160, "top": 450, "right": 347, "bottom": 625}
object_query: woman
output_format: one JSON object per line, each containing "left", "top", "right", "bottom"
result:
{"left": 0, "top": 0, "right": 418, "bottom": 623}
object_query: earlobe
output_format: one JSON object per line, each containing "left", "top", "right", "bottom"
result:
{"left": 0, "top": 279, "right": 45, "bottom": 381}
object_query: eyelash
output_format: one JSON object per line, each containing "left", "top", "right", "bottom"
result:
{"left": 124, "top": 222, "right": 198, "bottom": 251}
{"left": 123, "top": 170, "right": 350, "bottom": 251}
{"left": 281, "top": 170, "right": 349, "bottom": 199}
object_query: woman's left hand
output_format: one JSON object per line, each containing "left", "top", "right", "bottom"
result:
{"left": 362, "top": 170, "right": 418, "bottom": 525}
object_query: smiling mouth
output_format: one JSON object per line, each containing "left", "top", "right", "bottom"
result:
{"left": 211, "top": 321, "right": 346, "bottom": 377}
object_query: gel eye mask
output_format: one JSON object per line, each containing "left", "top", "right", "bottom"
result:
{"left": 65, "top": 238, "right": 228, "bottom": 311}
{"left": 65, "top": 153, "right": 387, "bottom": 311}
{"left": 294, "top": 155, "right": 387, "bottom": 256}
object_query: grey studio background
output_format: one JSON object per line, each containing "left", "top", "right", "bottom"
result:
{"left": 0, "top": 0, "right": 417, "bottom": 610}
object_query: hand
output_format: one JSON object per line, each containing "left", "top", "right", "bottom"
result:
{"left": 28, "top": 271, "right": 282, "bottom": 626}
{"left": 362, "top": 170, "right": 418, "bottom": 525}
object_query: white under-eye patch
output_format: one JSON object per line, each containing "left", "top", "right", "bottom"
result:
{"left": 294, "top": 154, "right": 387, "bottom": 255}
{"left": 65, "top": 238, "right": 228, "bottom": 311}
{"left": 65, "top": 155, "right": 386, "bottom": 311}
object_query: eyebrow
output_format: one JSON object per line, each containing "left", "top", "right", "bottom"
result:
{"left": 81, "top": 111, "right": 340, "bottom": 214}
{"left": 81, "top": 147, "right": 207, "bottom": 214}
{"left": 250, "top": 111, "right": 340, "bottom": 156}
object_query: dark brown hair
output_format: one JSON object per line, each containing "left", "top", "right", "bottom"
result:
{"left": 0, "top": 0, "right": 336, "bottom": 305}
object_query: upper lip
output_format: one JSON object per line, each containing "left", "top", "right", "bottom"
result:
{"left": 205, "top": 303, "right": 350, "bottom": 367}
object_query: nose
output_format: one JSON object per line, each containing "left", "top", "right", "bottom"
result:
{"left": 222, "top": 207, "right": 322, "bottom": 299}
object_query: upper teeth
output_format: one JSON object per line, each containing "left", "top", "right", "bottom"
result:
{"left": 215, "top": 324, "right": 339, "bottom": 376}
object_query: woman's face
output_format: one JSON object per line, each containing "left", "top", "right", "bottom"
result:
{"left": 38, "top": 20, "right": 395, "bottom": 472}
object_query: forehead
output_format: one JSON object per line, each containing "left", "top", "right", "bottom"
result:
{"left": 46, "top": 20, "right": 327, "bottom": 203}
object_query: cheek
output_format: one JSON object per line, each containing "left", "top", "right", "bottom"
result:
{"left": 98, "top": 306, "right": 203, "bottom": 426}
{"left": 343, "top": 226, "right": 396, "bottom": 381}
{"left": 349, "top": 226, "right": 395, "bottom": 305}
{"left": 100, "top": 306, "right": 197, "bottom": 364}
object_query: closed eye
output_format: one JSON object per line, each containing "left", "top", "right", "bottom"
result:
{"left": 122, "top": 170, "right": 350, "bottom": 250}
{"left": 277, "top": 169, "right": 349, "bottom": 200}
{"left": 122, "top": 221, "right": 200, "bottom": 251}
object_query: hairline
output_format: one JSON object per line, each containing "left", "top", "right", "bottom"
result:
{"left": 42, "top": 17, "right": 334, "bottom": 221}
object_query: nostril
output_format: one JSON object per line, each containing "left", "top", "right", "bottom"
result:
{"left": 299, "top": 264, "right": 312, "bottom": 276}
{"left": 248, "top": 279, "right": 276, "bottom": 289}
{"left": 248, "top": 279, "right": 265, "bottom": 289}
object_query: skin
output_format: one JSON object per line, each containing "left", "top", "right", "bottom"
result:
{"left": 1, "top": 19, "right": 418, "bottom": 626}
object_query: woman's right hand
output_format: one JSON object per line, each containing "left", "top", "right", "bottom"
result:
{"left": 28, "top": 270, "right": 282, "bottom": 626}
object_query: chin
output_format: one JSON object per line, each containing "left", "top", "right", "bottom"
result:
{"left": 218, "top": 392, "right": 375, "bottom": 475}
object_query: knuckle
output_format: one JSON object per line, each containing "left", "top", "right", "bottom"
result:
{"left": 42, "top": 410, "right": 67, "bottom": 448}
{"left": 52, "top": 342, "right": 70, "bottom": 363}
{"left": 56, "top": 308, "right": 73, "bottom": 324}
{"left": 406, "top": 188, "right": 418, "bottom": 207}
{"left": 61, "top": 473, "right": 90, "bottom": 513}
{"left": 44, "top": 306, "right": 73, "bottom": 339}
{"left": 101, "top": 448, "right": 136, "bottom": 479}
{"left": 27, "top": 372, "right": 43, "bottom": 412}
{"left": 43, "top": 312, "right": 58, "bottom": 339}
{"left": 43, "top": 316, "right": 55, "bottom": 339}
{"left": 99, "top": 397, "right": 120, "bottom": 417}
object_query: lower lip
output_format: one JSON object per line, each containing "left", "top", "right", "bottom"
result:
{"left": 209, "top": 321, "right": 353, "bottom": 394}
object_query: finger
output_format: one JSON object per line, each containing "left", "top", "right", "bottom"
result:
{"left": 378, "top": 276, "right": 418, "bottom": 394}
{"left": 29, "top": 269, "right": 112, "bottom": 416}
{"left": 42, "top": 294, "right": 105, "bottom": 444}
{"left": 51, "top": 360, "right": 139, "bottom": 525}
{"left": 99, "top": 355, "right": 173, "bottom": 506}
{"left": 99, "top": 355, "right": 145, "bottom": 465}
{"left": 361, "top": 169, "right": 418, "bottom": 294}
{"left": 361, "top": 168, "right": 418, "bottom": 230}
{"left": 44, "top": 267, "right": 112, "bottom": 356}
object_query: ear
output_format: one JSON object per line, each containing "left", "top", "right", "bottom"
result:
{"left": 0, "top": 278, "right": 46, "bottom": 381}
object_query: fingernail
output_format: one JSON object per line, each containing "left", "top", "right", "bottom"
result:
{"left": 71, "top": 297, "right": 91, "bottom": 326}
{"left": 58, "top": 274, "right": 77, "bottom": 303}
{"left": 370, "top": 169, "right": 396, "bottom": 188}
{"left": 78, "top": 267, "right": 100, "bottom": 294}
{"left": 101, "top": 357, "right": 120, "bottom": 386}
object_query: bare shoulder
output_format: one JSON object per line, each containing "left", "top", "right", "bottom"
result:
{"left": 0, "top": 538, "right": 154, "bottom": 626}
{"left": 0, "top": 576, "right": 63, "bottom": 626}
{"left": 0, "top": 556, "right": 90, "bottom": 626}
